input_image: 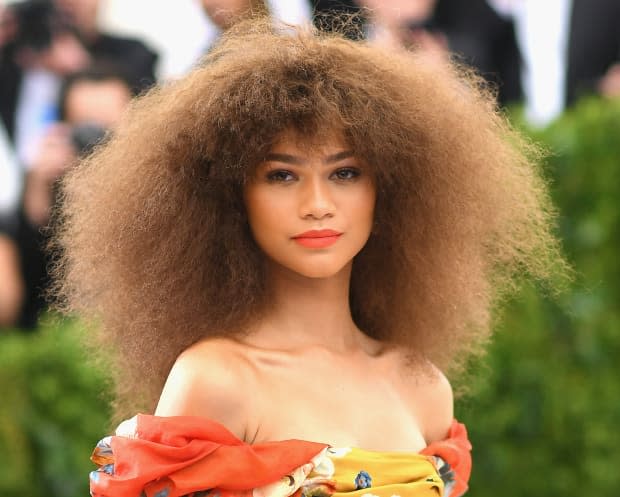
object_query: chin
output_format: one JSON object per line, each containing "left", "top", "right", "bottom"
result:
{"left": 290, "top": 260, "right": 350, "bottom": 280}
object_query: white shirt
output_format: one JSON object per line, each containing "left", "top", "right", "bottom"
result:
{"left": 489, "top": 0, "right": 573, "bottom": 127}
{"left": 99, "top": 0, "right": 313, "bottom": 80}
{"left": 0, "top": 121, "right": 21, "bottom": 215}
{"left": 14, "top": 68, "right": 61, "bottom": 168}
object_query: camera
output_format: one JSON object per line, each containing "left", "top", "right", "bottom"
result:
{"left": 70, "top": 123, "right": 107, "bottom": 156}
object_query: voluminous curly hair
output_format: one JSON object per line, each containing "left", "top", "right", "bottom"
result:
{"left": 53, "top": 19, "right": 565, "bottom": 419}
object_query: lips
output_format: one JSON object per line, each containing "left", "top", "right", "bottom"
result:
{"left": 292, "top": 229, "right": 342, "bottom": 248}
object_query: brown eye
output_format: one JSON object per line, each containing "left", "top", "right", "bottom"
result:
{"left": 267, "top": 170, "right": 296, "bottom": 182}
{"left": 331, "top": 167, "right": 361, "bottom": 181}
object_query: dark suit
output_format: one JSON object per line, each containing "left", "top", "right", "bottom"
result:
{"left": 566, "top": 0, "right": 620, "bottom": 104}
{"left": 0, "top": 47, "right": 23, "bottom": 142}
{"left": 88, "top": 33, "right": 158, "bottom": 95}
{"left": 434, "top": 0, "right": 523, "bottom": 105}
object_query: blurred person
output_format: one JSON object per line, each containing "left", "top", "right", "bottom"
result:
{"left": 200, "top": 0, "right": 269, "bottom": 30}
{"left": 0, "top": 236, "right": 24, "bottom": 328}
{"left": 356, "top": 0, "right": 522, "bottom": 105}
{"left": 599, "top": 64, "right": 620, "bottom": 98}
{"left": 357, "top": 0, "right": 448, "bottom": 54}
{"left": 23, "top": 66, "right": 131, "bottom": 227}
{"left": 566, "top": 0, "right": 620, "bottom": 102}
{"left": 0, "top": 2, "right": 17, "bottom": 50}
{"left": 493, "top": 0, "right": 620, "bottom": 125}
{"left": 0, "top": 120, "right": 21, "bottom": 216}
{"left": 0, "top": 0, "right": 90, "bottom": 167}
{"left": 0, "top": 213, "right": 24, "bottom": 328}
{"left": 0, "top": 9, "right": 27, "bottom": 327}
{"left": 14, "top": 64, "right": 132, "bottom": 329}
{"left": 53, "top": 0, "right": 158, "bottom": 92}
{"left": 0, "top": 120, "right": 24, "bottom": 328}
{"left": 433, "top": 0, "right": 522, "bottom": 106}
{"left": 198, "top": 0, "right": 311, "bottom": 54}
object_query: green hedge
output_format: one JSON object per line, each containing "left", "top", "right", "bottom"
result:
{"left": 1, "top": 97, "right": 619, "bottom": 497}
{"left": 460, "top": 98, "right": 620, "bottom": 496}
{"left": 0, "top": 320, "right": 111, "bottom": 497}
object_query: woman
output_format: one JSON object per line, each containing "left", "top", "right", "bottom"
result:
{"left": 54, "top": 17, "right": 564, "bottom": 497}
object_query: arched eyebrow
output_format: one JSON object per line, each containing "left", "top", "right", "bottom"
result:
{"left": 263, "top": 150, "right": 354, "bottom": 165}
{"left": 263, "top": 153, "right": 304, "bottom": 165}
{"left": 324, "top": 150, "right": 354, "bottom": 163}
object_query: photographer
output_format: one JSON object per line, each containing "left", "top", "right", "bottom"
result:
{"left": 0, "top": 0, "right": 90, "bottom": 167}
{"left": 12, "top": 65, "right": 132, "bottom": 329}
{"left": 23, "top": 65, "right": 129, "bottom": 226}
{"left": 355, "top": 0, "right": 522, "bottom": 106}
{"left": 52, "top": 0, "right": 158, "bottom": 92}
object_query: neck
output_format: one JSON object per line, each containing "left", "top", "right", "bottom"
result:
{"left": 250, "top": 261, "right": 364, "bottom": 353}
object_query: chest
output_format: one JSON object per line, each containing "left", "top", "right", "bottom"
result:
{"left": 248, "top": 354, "right": 428, "bottom": 452}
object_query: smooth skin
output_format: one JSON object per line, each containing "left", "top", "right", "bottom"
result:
{"left": 156, "top": 130, "right": 453, "bottom": 451}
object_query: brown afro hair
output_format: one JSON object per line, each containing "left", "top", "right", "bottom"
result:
{"left": 52, "top": 19, "right": 566, "bottom": 419}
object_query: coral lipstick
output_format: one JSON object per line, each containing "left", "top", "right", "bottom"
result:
{"left": 292, "top": 229, "right": 342, "bottom": 248}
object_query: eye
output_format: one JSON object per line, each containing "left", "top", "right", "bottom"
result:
{"left": 331, "top": 167, "right": 361, "bottom": 181}
{"left": 266, "top": 169, "right": 296, "bottom": 182}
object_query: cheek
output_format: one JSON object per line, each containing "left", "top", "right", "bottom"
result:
{"left": 244, "top": 188, "right": 287, "bottom": 243}
{"left": 350, "top": 185, "right": 376, "bottom": 231}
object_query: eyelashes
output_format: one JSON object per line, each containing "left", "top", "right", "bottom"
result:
{"left": 331, "top": 167, "right": 361, "bottom": 181}
{"left": 266, "top": 169, "right": 295, "bottom": 182}
{"left": 265, "top": 166, "right": 362, "bottom": 183}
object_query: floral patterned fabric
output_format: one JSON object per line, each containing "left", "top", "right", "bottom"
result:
{"left": 90, "top": 415, "right": 471, "bottom": 497}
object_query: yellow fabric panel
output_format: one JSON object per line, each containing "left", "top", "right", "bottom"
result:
{"left": 303, "top": 447, "right": 444, "bottom": 497}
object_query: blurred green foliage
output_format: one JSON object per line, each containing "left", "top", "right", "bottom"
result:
{"left": 460, "top": 97, "right": 620, "bottom": 496}
{"left": 0, "top": 320, "right": 111, "bottom": 497}
{"left": 0, "top": 97, "right": 619, "bottom": 497}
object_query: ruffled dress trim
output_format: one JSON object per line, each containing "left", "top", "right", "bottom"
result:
{"left": 90, "top": 415, "right": 471, "bottom": 497}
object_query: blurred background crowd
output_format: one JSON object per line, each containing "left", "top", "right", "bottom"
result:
{"left": 0, "top": 1, "right": 618, "bottom": 497}
{"left": 1, "top": 0, "right": 619, "bottom": 332}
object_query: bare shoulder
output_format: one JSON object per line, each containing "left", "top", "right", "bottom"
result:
{"left": 390, "top": 352, "right": 454, "bottom": 445}
{"left": 155, "top": 337, "right": 256, "bottom": 441}
{"left": 413, "top": 363, "right": 454, "bottom": 444}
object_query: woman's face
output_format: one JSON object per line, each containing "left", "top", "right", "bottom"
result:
{"left": 244, "top": 131, "right": 376, "bottom": 279}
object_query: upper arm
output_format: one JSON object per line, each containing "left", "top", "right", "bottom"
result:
{"left": 154, "top": 341, "right": 251, "bottom": 441}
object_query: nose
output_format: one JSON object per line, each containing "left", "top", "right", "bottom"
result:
{"left": 299, "top": 175, "right": 335, "bottom": 220}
